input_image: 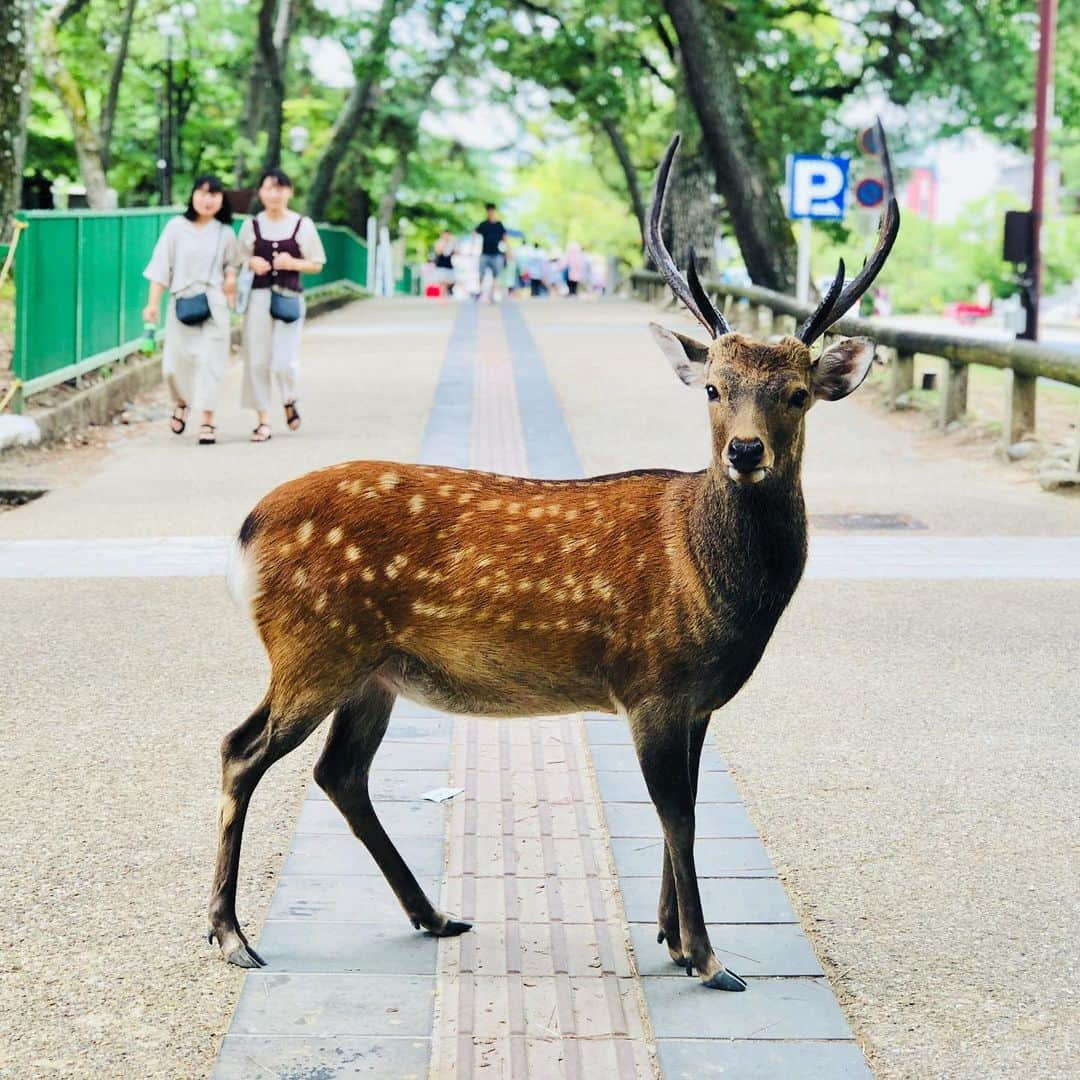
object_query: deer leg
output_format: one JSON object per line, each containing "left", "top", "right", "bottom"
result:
{"left": 657, "top": 719, "right": 710, "bottom": 966}
{"left": 313, "top": 681, "right": 471, "bottom": 937}
{"left": 208, "top": 693, "right": 332, "bottom": 967}
{"left": 630, "top": 708, "right": 745, "bottom": 991}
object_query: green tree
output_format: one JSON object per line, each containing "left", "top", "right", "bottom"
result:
{"left": 1, "top": 0, "right": 34, "bottom": 234}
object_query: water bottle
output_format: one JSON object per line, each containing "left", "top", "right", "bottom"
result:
{"left": 140, "top": 322, "right": 156, "bottom": 355}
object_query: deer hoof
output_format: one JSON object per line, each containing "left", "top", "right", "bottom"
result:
{"left": 435, "top": 918, "right": 472, "bottom": 937}
{"left": 210, "top": 926, "right": 266, "bottom": 968}
{"left": 701, "top": 968, "right": 747, "bottom": 992}
{"left": 224, "top": 942, "right": 267, "bottom": 969}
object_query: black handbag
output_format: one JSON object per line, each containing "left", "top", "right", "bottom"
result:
{"left": 174, "top": 224, "right": 224, "bottom": 326}
{"left": 269, "top": 288, "right": 302, "bottom": 323}
{"left": 175, "top": 293, "right": 212, "bottom": 325}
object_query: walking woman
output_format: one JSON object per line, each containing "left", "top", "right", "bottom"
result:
{"left": 236, "top": 168, "right": 326, "bottom": 442}
{"left": 143, "top": 176, "right": 238, "bottom": 445}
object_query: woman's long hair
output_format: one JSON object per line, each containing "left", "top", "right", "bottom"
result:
{"left": 184, "top": 175, "right": 233, "bottom": 224}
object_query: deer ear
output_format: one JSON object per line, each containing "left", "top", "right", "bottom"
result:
{"left": 649, "top": 323, "right": 710, "bottom": 387}
{"left": 811, "top": 337, "right": 876, "bottom": 402}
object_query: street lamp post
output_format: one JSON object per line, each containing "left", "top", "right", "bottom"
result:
{"left": 155, "top": 4, "right": 194, "bottom": 205}
{"left": 156, "top": 9, "right": 180, "bottom": 204}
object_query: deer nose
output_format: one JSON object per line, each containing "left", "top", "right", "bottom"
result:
{"left": 727, "top": 437, "right": 765, "bottom": 472}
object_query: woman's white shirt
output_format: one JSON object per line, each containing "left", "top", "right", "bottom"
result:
{"left": 143, "top": 217, "right": 238, "bottom": 297}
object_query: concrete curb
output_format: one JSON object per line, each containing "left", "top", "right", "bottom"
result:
{"left": 4, "top": 288, "right": 363, "bottom": 450}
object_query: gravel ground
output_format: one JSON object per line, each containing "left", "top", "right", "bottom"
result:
{"left": 716, "top": 579, "right": 1080, "bottom": 1078}
{"left": 0, "top": 578, "right": 320, "bottom": 1079}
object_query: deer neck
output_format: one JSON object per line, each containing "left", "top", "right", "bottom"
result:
{"left": 687, "top": 460, "right": 808, "bottom": 620}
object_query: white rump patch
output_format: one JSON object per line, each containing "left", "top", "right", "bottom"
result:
{"left": 226, "top": 535, "right": 260, "bottom": 625}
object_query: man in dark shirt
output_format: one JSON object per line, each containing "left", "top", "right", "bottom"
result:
{"left": 475, "top": 203, "right": 509, "bottom": 301}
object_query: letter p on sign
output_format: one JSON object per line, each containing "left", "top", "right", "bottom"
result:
{"left": 786, "top": 155, "right": 849, "bottom": 220}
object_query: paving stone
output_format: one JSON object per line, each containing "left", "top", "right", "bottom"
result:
{"left": 596, "top": 769, "right": 740, "bottom": 803}
{"left": 588, "top": 743, "right": 727, "bottom": 772}
{"left": 620, "top": 876, "right": 797, "bottom": 924}
{"left": 305, "top": 771, "right": 450, "bottom": 802}
{"left": 283, "top": 834, "right": 446, "bottom": 877}
{"left": 641, "top": 977, "right": 856, "bottom": 1040}
{"left": 390, "top": 701, "right": 450, "bottom": 719}
{"left": 228, "top": 972, "right": 436, "bottom": 1037}
{"left": 267, "top": 874, "right": 442, "bottom": 923}
{"left": 656, "top": 1039, "right": 870, "bottom": 1078}
{"left": 611, "top": 837, "right": 775, "bottom": 878}
{"left": 602, "top": 801, "right": 756, "bottom": 839}
{"left": 584, "top": 719, "right": 633, "bottom": 744}
{"left": 629, "top": 923, "right": 823, "bottom": 978}
{"left": 255, "top": 921, "right": 439, "bottom": 974}
{"left": 214, "top": 1035, "right": 432, "bottom": 1079}
{"left": 385, "top": 715, "right": 453, "bottom": 741}
{"left": 374, "top": 742, "right": 451, "bottom": 770}
{"left": 295, "top": 799, "right": 446, "bottom": 837}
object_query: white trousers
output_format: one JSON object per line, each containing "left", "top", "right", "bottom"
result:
{"left": 163, "top": 288, "right": 230, "bottom": 413}
{"left": 241, "top": 289, "right": 305, "bottom": 411}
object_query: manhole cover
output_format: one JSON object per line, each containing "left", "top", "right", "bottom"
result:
{"left": 810, "top": 512, "right": 927, "bottom": 531}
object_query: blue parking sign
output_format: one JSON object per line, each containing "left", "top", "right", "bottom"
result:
{"left": 786, "top": 154, "right": 850, "bottom": 220}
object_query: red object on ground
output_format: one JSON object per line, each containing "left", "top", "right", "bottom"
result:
{"left": 425, "top": 284, "right": 441, "bottom": 298}
{"left": 944, "top": 302, "right": 992, "bottom": 324}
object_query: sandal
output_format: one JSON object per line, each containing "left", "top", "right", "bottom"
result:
{"left": 198, "top": 424, "right": 216, "bottom": 445}
{"left": 170, "top": 404, "right": 188, "bottom": 435}
{"left": 250, "top": 423, "right": 272, "bottom": 443}
{"left": 284, "top": 401, "right": 301, "bottom": 431}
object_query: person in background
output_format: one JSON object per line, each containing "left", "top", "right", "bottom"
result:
{"left": 235, "top": 168, "right": 326, "bottom": 442}
{"left": 433, "top": 230, "right": 456, "bottom": 296}
{"left": 474, "top": 203, "right": 509, "bottom": 303}
{"left": 142, "top": 175, "right": 238, "bottom": 446}
{"left": 565, "top": 241, "right": 589, "bottom": 297}
{"left": 527, "top": 241, "right": 548, "bottom": 297}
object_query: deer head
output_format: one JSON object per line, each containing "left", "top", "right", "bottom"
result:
{"left": 646, "top": 124, "right": 899, "bottom": 488}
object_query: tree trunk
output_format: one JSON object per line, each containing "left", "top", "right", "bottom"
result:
{"left": 600, "top": 117, "right": 646, "bottom": 250}
{"left": 662, "top": 0, "right": 796, "bottom": 293}
{"left": 662, "top": 146, "right": 718, "bottom": 272}
{"left": 259, "top": 0, "right": 295, "bottom": 172}
{"left": 39, "top": 4, "right": 111, "bottom": 208}
{"left": 376, "top": 153, "right": 408, "bottom": 234}
{"left": 100, "top": 0, "right": 137, "bottom": 173}
{"left": 306, "top": 0, "right": 403, "bottom": 221}
{"left": 0, "top": 0, "right": 33, "bottom": 236}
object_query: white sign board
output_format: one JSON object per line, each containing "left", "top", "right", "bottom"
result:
{"left": 786, "top": 155, "right": 850, "bottom": 220}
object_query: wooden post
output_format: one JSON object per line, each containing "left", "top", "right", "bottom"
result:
{"left": 757, "top": 305, "right": 774, "bottom": 338}
{"left": 940, "top": 360, "right": 968, "bottom": 428}
{"left": 888, "top": 349, "right": 915, "bottom": 409}
{"left": 1004, "top": 371, "right": 1037, "bottom": 445}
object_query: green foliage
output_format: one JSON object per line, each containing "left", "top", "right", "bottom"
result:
{"left": 17, "top": 0, "right": 1080, "bottom": 310}
{"left": 508, "top": 146, "right": 642, "bottom": 265}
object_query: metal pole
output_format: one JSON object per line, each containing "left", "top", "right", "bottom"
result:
{"left": 165, "top": 36, "right": 174, "bottom": 205}
{"left": 795, "top": 217, "right": 811, "bottom": 302}
{"left": 1007, "top": 0, "right": 1056, "bottom": 444}
{"left": 1021, "top": 0, "right": 1057, "bottom": 342}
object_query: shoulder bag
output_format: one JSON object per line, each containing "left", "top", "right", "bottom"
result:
{"left": 175, "top": 224, "right": 224, "bottom": 326}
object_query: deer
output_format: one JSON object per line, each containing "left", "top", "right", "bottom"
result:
{"left": 208, "top": 123, "right": 899, "bottom": 991}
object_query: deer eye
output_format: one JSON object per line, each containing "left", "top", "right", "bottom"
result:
{"left": 705, "top": 385, "right": 719, "bottom": 401}
{"left": 789, "top": 388, "right": 809, "bottom": 408}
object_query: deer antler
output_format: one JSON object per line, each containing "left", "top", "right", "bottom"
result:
{"left": 647, "top": 134, "right": 731, "bottom": 339}
{"left": 797, "top": 118, "right": 900, "bottom": 346}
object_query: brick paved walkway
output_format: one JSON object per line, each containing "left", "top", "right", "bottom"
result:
{"left": 212, "top": 301, "right": 869, "bottom": 1078}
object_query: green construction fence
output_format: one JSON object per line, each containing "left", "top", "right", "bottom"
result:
{"left": 8, "top": 209, "right": 371, "bottom": 411}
